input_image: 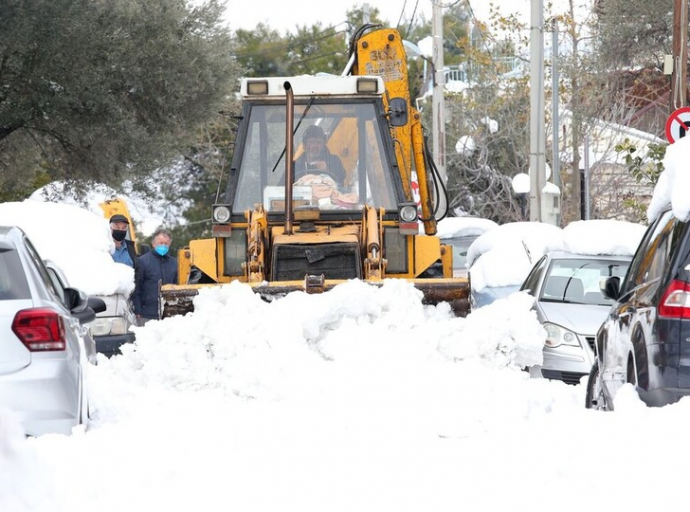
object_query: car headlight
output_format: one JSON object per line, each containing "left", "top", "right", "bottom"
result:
{"left": 543, "top": 322, "right": 580, "bottom": 348}
{"left": 89, "top": 318, "right": 112, "bottom": 336}
{"left": 89, "top": 317, "right": 129, "bottom": 337}
{"left": 109, "top": 317, "right": 127, "bottom": 335}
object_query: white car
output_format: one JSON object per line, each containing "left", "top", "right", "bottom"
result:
{"left": 0, "top": 226, "right": 104, "bottom": 436}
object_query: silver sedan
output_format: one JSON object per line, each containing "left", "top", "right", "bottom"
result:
{"left": 520, "top": 251, "right": 632, "bottom": 385}
{"left": 0, "top": 226, "right": 104, "bottom": 436}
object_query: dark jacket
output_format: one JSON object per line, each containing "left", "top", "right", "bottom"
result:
{"left": 132, "top": 250, "right": 178, "bottom": 319}
{"left": 294, "top": 151, "right": 346, "bottom": 187}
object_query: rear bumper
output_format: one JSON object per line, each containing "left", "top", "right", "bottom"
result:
{"left": 95, "top": 332, "right": 136, "bottom": 358}
{"left": 0, "top": 359, "right": 79, "bottom": 436}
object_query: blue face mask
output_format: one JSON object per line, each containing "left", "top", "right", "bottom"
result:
{"left": 155, "top": 245, "right": 169, "bottom": 257}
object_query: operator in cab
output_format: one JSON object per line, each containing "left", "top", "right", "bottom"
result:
{"left": 294, "top": 125, "right": 346, "bottom": 187}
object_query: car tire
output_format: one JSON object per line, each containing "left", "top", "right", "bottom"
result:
{"left": 585, "top": 360, "right": 610, "bottom": 411}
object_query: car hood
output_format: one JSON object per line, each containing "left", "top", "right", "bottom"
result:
{"left": 538, "top": 302, "right": 610, "bottom": 336}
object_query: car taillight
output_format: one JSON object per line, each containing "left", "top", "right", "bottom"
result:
{"left": 11, "top": 308, "right": 67, "bottom": 351}
{"left": 658, "top": 280, "right": 690, "bottom": 319}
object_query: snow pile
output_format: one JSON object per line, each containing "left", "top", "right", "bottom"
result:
{"left": 563, "top": 219, "right": 646, "bottom": 256}
{"left": 648, "top": 135, "right": 690, "bottom": 222}
{"left": 0, "top": 201, "right": 133, "bottom": 296}
{"left": 94, "top": 280, "right": 545, "bottom": 409}
{"left": 467, "top": 221, "right": 564, "bottom": 291}
{"left": 0, "top": 411, "right": 58, "bottom": 511}
{"left": 30, "top": 178, "right": 185, "bottom": 237}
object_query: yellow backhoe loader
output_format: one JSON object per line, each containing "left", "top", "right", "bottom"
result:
{"left": 160, "top": 25, "right": 470, "bottom": 317}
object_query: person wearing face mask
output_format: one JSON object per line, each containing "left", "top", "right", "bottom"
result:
{"left": 109, "top": 214, "right": 137, "bottom": 268}
{"left": 131, "top": 228, "right": 178, "bottom": 326}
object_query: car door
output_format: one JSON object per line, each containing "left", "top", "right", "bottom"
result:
{"left": 602, "top": 210, "right": 676, "bottom": 393}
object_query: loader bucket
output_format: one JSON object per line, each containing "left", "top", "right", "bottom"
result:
{"left": 160, "top": 278, "right": 470, "bottom": 319}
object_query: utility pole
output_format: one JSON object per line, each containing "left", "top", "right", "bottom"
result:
{"left": 671, "top": 0, "right": 688, "bottom": 111}
{"left": 363, "top": 3, "right": 370, "bottom": 25}
{"left": 432, "top": 1, "right": 447, "bottom": 184}
{"left": 529, "top": 0, "right": 546, "bottom": 221}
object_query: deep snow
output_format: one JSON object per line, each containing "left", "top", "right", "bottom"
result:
{"left": 1, "top": 139, "right": 690, "bottom": 511}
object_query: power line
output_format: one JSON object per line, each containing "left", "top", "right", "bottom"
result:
{"left": 405, "top": 0, "right": 421, "bottom": 38}
{"left": 396, "top": 0, "right": 409, "bottom": 30}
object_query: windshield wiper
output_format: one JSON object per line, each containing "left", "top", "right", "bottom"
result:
{"left": 270, "top": 97, "right": 316, "bottom": 175}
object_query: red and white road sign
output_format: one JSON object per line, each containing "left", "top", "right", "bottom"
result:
{"left": 665, "top": 107, "right": 690, "bottom": 143}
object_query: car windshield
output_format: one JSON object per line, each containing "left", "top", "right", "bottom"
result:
{"left": 540, "top": 257, "right": 630, "bottom": 305}
{"left": 231, "top": 100, "right": 399, "bottom": 214}
{"left": 448, "top": 236, "right": 478, "bottom": 271}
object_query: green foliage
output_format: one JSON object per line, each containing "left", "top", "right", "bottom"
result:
{"left": 0, "top": 0, "right": 238, "bottom": 194}
{"left": 614, "top": 138, "right": 666, "bottom": 186}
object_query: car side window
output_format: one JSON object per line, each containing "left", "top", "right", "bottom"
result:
{"left": 22, "top": 237, "right": 62, "bottom": 301}
{"left": 521, "top": 255, "right": 548, "bottom": 294}
{"left": 622, "top": 210, "right": 675, "bottom": 296}
{"left": 46, "top": 267, "right": 68, "bottom": 307}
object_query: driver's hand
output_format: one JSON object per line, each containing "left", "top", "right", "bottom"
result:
{"left": 308, "top": 160, "right": 327, "bottom": 171}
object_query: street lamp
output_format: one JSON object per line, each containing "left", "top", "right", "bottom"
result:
{"left": 512, "top": 173, "right": 530, "bottom": 220}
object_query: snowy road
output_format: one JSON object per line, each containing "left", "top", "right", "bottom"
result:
{"left": 3, "top": 281, "right": 690, "bottom": 512}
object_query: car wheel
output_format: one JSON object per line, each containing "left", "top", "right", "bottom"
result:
{"left": 585, "top": 360, "right": 610, "bottom": 411}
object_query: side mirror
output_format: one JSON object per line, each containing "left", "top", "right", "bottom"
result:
{"left": 388, "top": 97, "right": 408, "bottom": 127}
{"left": 64, "top": 287, "right": 88, "bottom": 312}
{"left": 602, "top": 276, "right": 621, "bottom": 301}
{"left": 87, "top": 296, "right": 107, "bottom": 314}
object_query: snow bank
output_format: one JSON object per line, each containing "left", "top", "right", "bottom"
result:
{"left": 648, "top": 135, "right": 690, "bottom": 222}
{"left": 0, "top": 201, "right": 133, "bottom": 296}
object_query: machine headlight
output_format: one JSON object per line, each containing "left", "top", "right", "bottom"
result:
{"left": 399, "top": 204, "right": 418, "bottom": 223}
{"left": 213, "top": 205, "right": 231, "bottom": 223}
{"left": 543, "top": 322, "right": 580, "bottom": 348}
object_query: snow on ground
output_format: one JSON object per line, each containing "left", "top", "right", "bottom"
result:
{"left": 1, "top": 193, "right": 689, "bottom": 511}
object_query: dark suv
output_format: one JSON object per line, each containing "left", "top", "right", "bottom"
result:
{"left": 586, "top": 207, "right": 690, "bottom": 409}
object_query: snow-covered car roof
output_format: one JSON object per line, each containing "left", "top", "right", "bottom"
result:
{"left": 467, "top": 219, "right": 646, "bottom": 293}
{"left": 0, "top": 200, "right": 134, "bottom": 296}
{"left": 435, "top": 217, "right": 499, "bottom": 240}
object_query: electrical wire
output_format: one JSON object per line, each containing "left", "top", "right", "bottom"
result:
{"left": 396, "top": 0, "right": 409, "bottom": 30}
{"left": 404, "top": 0, "right": 421, "bottom": 39}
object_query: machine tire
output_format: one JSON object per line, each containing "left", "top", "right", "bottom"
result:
{"left": 585, "top": 360, "right": 610, "bottom": 411}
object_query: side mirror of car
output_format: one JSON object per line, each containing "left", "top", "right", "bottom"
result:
{"left": 87, "top": 296, "right": 107, "bottom": 314}
{"left": 64, "top": 287, "right": 101, "bottom": 324}
{"left": 602, "top": 276, "right": 621, "bottom": 301}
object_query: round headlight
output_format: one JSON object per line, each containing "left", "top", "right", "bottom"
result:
{"left": 213, "top": 206, "right": 231, "bottom": 223}
{"left": 399, "top": 205, "right": 417, "bottom": 223}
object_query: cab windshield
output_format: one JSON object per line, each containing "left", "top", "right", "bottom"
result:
{"left": 232, "top": 100, "right": 399, "bottom": 214}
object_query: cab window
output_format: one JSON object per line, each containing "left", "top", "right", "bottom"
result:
{"left": 232, "top": 100, "right": 398, "bottom": 214}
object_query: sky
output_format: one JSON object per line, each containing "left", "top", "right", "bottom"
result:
{"left": 1, "top": 131, "right": 690, "bottom": 511}
{"left": 221, "top": 0, "right": 538, "bottom": 34}
{"left": 224, "top": 0, "right": 434, "bottom": 33}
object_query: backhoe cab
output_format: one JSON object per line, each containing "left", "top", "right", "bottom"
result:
{"left": 161, "top": 28, "right": 470, "bottom": 318}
